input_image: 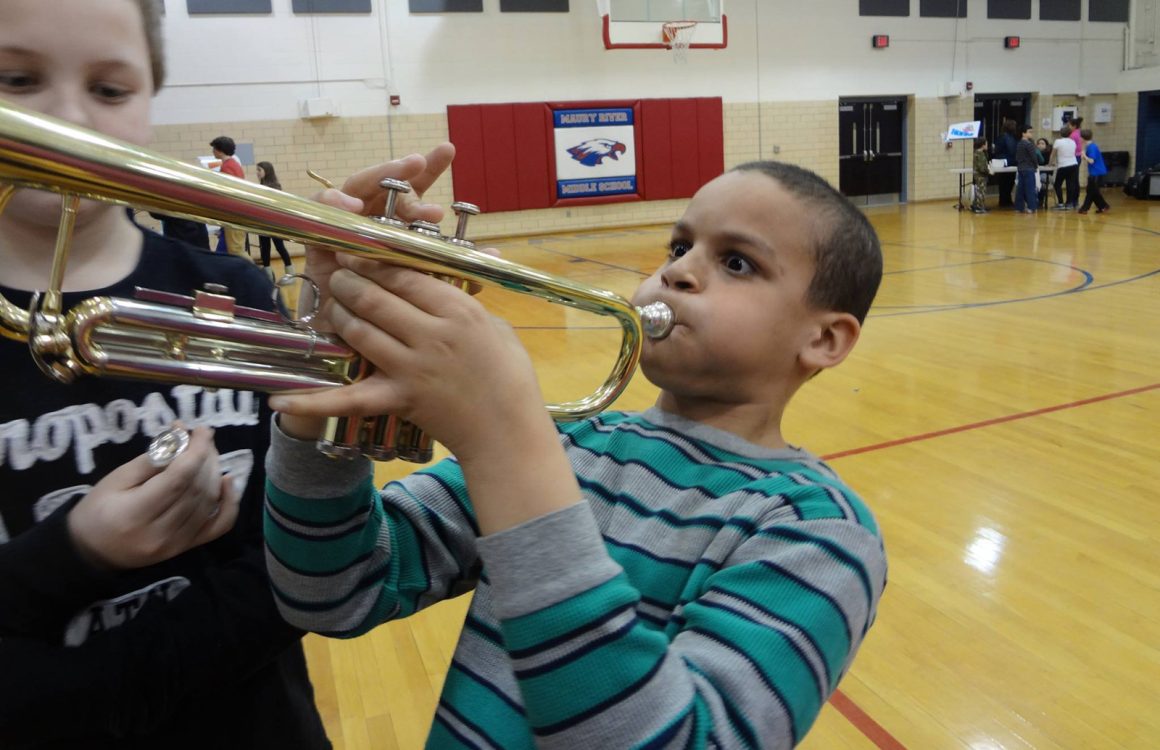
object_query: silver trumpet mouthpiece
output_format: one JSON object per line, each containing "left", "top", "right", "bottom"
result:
{"left": 637, "top": 301, "right": 675, "bottom": 340}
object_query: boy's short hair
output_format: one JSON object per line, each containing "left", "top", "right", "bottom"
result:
{"left": 210, "top": 136, "right": 237, "bottom": 156}
{"left": 1079, "top": 128, "right": 1094, "bottom": 141}
{"left": 731, "top": 161, "right": 883, "bottom": 324}
{"left": 135, "top": 0, "right": 165, "bottom": 91}
{"left": 974, "top": 137, "right": 986, "bottom": 149}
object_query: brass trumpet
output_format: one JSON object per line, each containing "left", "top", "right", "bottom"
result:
{"left": 0, "top": 100, "right": 673, "bottom": 462}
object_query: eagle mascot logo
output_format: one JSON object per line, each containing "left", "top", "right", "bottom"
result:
{"left": 567, "top": 138, "right": 627, "bottom": 167}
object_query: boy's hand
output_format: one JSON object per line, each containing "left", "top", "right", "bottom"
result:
{"left": 270, "top": 256, "right": 545, "bottom": 461}
{"left": 66, "top": 426, "right": 241, "bottom": 570}
{"left": 284, "top": 144, "right": 458, "bottom": 441}
{"left": 298, "top": 143, "right": 456, "bottom": 331}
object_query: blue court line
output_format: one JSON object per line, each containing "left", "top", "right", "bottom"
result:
{"left": 504, "top": 220, "right": 1160, "bottom": 327}
{"left": 882, "top": 257, "right": 1014, "bottom": 276}
{"left": 873, "top": 255, "right": 1094, "bottom": 312}
{"left": 516, "top": 264, "right": 1158, "bottom": 332}
{"left": 516, "top": 241, "right": 654, "bottom": 277}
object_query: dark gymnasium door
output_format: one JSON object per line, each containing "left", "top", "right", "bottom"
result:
{"left": 1138, "top": 90, "right": 1160, "bottom": 173}
{"left": 839, "top": 98, "right": 905, "bottom": 205}
{"left": 974, "top": 94, "right": 1031, "bottom": 145}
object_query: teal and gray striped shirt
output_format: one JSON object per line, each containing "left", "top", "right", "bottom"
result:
{"left": 265, "top": 407, "right": 886, "bottom": 749}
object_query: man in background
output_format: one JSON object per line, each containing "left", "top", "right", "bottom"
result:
{"left": 210, "top": 136, "right": 250, "bottom": 259}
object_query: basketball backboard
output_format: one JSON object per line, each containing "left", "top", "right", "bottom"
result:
{"left": 597, "top": 0, "right": 727, "bottom": 50}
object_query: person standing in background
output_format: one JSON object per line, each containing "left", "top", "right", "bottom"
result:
{"left": 1035, "top": 138, "right": 1052, "bottom": 164}
{"left": 1067, "top": 116, "right": 1085, "bottom": 154}
{"left": 1077, "top": 128, "right": 1111, "bottom": 214}
{"left": 1035, "top": 138, "right": 1053, "bottom": 208}
{"left": 210, "top": 135, "right": 250, "bottom": 260}
{"left": 1013, "top": 125, "right": 1039, "bottom": 214}
{"left": 1050, "top": 125, "right": 1079, "bottom": 210}
{"left": 971, "top": 137, "right": 990, "bottom": 214}
{"left": 255, "top": 161, "right": 295, "bottom": 279}
{"left": 992, "top": 119, "right": 1018, "bottom": 209}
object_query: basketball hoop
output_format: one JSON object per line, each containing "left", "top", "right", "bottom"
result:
{"left": 662, "top": 20, "right": 697, "bottom": 63}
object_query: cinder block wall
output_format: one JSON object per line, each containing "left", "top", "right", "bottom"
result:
{"left": 149, "top": 91, "right": 1140, "bottom": 241}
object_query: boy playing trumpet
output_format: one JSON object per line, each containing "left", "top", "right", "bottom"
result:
{"left": 266, "top": 159, "right": 888, "bottom": 748}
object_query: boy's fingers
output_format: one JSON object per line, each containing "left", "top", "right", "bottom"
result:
{"left": 328, "top": 265, "right": 422, "bottom": 332}
{"left": 193, "top": 475, "right": 242, "bottom": 543}
{"left": 342, "top": 155, "right": 428, "bottom": 215}
{"left": 326, "top": 297, "right": 415, "bottom": 373}
{"left": 270, "top": 378, "right": 405, "bottom": 419}
{"left": 312, "top": 187, "right": 364, "bottom": 213}
{"left": 102, "top": 451, "right": 167, "bottom": 492}
{"left": 138, "top": 427, "right": 216, "bottom": 519}
{"left": 410, "top": 143, "right": 455, "bottom": 197}
{"left": 332, "top": 259, "right": 469, "bottom": 320}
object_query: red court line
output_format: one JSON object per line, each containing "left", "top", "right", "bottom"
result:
{"left": 819, "top": 382, "right": 1159, "bottom": 749}
{"left": 822, "top": 382, "right": 1160, "bottom": 462}
{"left": 830, "top": 689, "right": 908, "bottom": 750}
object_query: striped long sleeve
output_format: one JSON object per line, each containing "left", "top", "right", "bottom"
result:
{"left": 265, "top": 408, "right": 886, "bottom": 749}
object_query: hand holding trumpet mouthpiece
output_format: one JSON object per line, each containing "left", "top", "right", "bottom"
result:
{"left": 66, "top": 426, "right": 241, "bottom": 570}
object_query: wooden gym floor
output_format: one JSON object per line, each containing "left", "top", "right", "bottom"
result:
{"left": 297, "top": 193, "right": 1160, "bottom": 750}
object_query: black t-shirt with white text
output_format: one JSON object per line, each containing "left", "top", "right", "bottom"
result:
{"left": 0, "top": 229, "right": 329, "bottom": 749}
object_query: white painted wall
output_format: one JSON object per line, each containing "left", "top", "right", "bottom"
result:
{"left": 152, "top": 0, "right": 1153, "bottom": 126}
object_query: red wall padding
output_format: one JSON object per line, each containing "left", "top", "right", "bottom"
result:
{"left": 640, "top": 99, "right": 675, "bottom": 201}
{"left": 448, "top": 103, "right": 553, "bottom": 213}
{"left": 512, "top": 104, "right": 553, "bottom": 209}
{"left": 696, "top": 98, "right": 725, "bottom": 189}
{"left": 448, "top": 98, "right": 723, "bottom": 211}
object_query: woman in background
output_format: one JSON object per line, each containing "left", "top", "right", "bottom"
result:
{"left": 256, "top": 161, "right": 295, "bottom": 278}
{"left": 992, "top": 119, "right": 1018, "bottom": 209}
{"left": 1035, "top": 137, "right": 1053, "bottom": 208}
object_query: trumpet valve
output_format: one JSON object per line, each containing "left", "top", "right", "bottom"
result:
{"left": 377, "top": 178, "right": 412, "bottom": 227}
{"left": 318, "top": 415, "right": 388, "bottom": 460}
{"left": 409, "top": 220, "right": 442, "bottom": 238}
{"left": 410, "top": 220, "right": 472, "bottom": 292}
{"left": 393, "top": 420, "right": 434, "bottom": 463}
{"left": 449, "top": 201, "right": 480, "bottom": 249}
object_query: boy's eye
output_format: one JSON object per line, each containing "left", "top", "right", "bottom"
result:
{"left": 0, "top": 71, "right": 39, "bottom": 91}
{"left": 90, "top": 82, "right": 132, "bottom": 102}
{"left": 667, "top": 239, "right": 691, "bottom": 258}
{"left": 723, "top": 253, "right": 755, "bottom": 275}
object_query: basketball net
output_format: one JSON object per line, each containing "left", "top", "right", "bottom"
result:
{"left": 663, "top": 21, "right": 697, "bottom": 63}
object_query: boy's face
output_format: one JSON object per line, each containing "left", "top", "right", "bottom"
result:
{"left": 0, "top": 0, "right": 153, "bottom": 224}
{"left": 631, "top": 171, "right": 828, "bottom": 404}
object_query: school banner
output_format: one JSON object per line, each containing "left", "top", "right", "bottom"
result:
{"left": 553, "top": 107, "right": 638, "bottom": 199}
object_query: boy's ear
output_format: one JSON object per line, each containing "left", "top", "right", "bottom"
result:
{"left": 800, "top": 312, "right": 861, "bottom": 373}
